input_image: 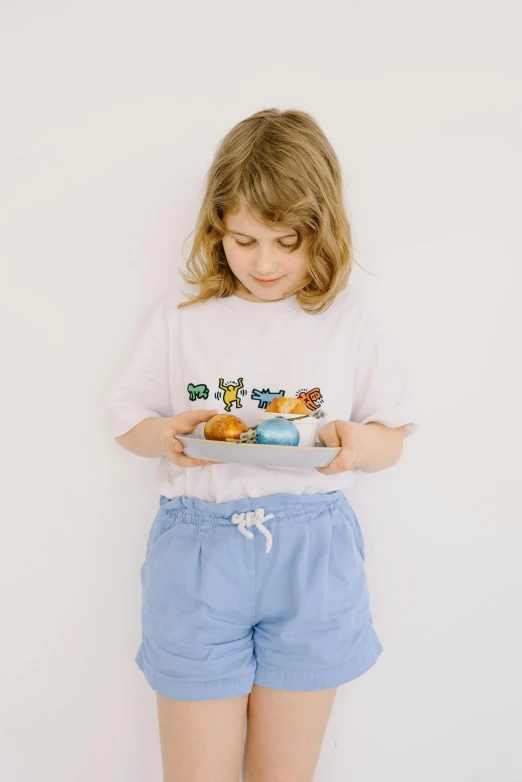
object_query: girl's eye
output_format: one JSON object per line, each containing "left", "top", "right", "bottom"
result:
{"left": 235, "top": 239, "right": 295, "bottom": 250}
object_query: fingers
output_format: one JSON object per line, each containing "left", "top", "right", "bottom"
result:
{"left": 319, "top": 436, "right": 342, "bottom": 448}
{"left": 163, "top": 436, "right": 222, "bottom": 468}
{"left": 317, "top": 421, "right": 362, "bottom": 474}
{"left": 316, "top": 453, "right": 359, "bottom": 475}
{"left": 173, "top": 409, "right": 219, "bottom": 434}
{"left": 318, "top": 427, "right": 341, "bottom": 449}
{"left": 161, "top": 410, "right": 219, "bottom": 464}
{"left": 317, "top": 430, "right": 341, "bottom": 471}
{"left": 162, "top": 438, "right": 213, "bottom": 467}
{"left": 316, "top": 464, "right": 340, "bottom": 476}
{"left": 319, "top": 436, "right": 341, "bottom": 448}
{"left": 168, "top": 451, "right": 217, "bottom": 468}
{"left": 316, "top": 464, "right": 337, "bottom": 475}
{"left": 167, "top": 435, "right": 184, "bottom": 453}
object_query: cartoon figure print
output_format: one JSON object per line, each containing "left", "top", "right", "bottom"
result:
{"left": 219, "top": 377, "right": 244, "bottom": 412}
{"left": 187, "top": 382, "right": 210, "bottom": 402}
{"left": 297, "top": 387, "right": 324, "bottom": 411}
{"left": 251, "top": 388, "right": 285, "bottom": 410}
{"left": 196, "top": 377, "right": 323, "bottom": 413}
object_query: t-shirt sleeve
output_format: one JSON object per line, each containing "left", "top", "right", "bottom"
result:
{"left": 350, "top": 300, "right": 419, "bottom": 438}
{"left": 106, "top": 298, "right": 174, "bottom": 439}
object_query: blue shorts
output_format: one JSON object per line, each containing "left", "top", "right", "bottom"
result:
{"left": 135, "top": 490, "right": 383, "bottom": 701}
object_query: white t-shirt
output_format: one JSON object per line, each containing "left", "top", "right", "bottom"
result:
{"left": 107, "top": 283, "right": 419, "bottom": 503}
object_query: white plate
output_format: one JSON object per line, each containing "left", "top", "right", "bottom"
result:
{"left": 176, "top": 434, "right": 341, "bottom": 468}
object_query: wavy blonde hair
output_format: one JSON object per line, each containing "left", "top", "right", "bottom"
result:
{"left": 179, "top": 108, "right": 356, "bottom": 314}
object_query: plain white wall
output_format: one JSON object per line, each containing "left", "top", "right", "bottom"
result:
{"left": 2, "top": 1, "right": 520, "bottom": 780}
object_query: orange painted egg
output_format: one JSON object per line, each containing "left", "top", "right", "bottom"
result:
{"left": 204, "top": 413, "right": 249, "bottom": 441}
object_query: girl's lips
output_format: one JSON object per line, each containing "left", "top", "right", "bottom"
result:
{"left": 252, "top": 276, "right": 283, "bottom": 287}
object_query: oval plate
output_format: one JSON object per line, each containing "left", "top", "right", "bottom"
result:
{"left": 176, "top": 434, "right": 341, "bottom": 468}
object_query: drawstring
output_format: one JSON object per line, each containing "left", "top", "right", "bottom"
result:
{"left": 231, "top": 508, "right": 275, "bottom": 554}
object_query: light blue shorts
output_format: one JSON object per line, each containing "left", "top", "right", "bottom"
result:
{"left": 135, "top": 490, "right": 383, "bottom": 701}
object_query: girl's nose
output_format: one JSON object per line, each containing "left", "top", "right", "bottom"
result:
{"left": 253, "top": 248, "right": 278, "bottom": 275}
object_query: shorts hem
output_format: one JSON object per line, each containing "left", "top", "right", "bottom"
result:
{"left": 253, "top": 638, "right": 383, "bottom": 692}
{"left": 135, "top": 650, "right": 255, "bottom": 702}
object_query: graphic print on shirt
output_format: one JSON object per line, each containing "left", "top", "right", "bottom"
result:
{"left": 215, "top": 377, "right": 247, "bottom": 412}
{"left": 187, "top": 382, "right": 210, "bottom": 402}
{"left": 251, "top": 388, "right": 286, "bottom": 409}
{"left": 297, "top": 387, "right": 324, "bottom": 411}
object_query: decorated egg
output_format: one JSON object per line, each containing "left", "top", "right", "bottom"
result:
{"left": 256, "top": 417, "right": 300, "bottom": 446}
{"left": 204, "top": 413, "right": 249, "bottom": 441}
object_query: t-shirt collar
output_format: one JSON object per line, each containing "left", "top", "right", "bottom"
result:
{"left": 219, "top": 293, "right": 300, "bottom": 315}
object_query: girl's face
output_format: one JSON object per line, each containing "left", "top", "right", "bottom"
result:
{"left": 222, "top": 206, "right": 309, "bottom": 302}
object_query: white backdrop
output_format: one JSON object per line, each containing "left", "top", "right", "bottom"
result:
{"left": 1, "top": 1, "right": 521, "bottom": 780}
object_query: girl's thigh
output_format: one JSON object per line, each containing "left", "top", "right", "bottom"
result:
{"left": 156, "top": 692, "right": 249, "bottom": 782}
{"left": 242, "top": 684, "right": 338, "bottom": 782}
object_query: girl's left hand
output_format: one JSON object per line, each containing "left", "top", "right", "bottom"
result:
{"left": 315, "top": 420, "right": 365, "bottom": 475}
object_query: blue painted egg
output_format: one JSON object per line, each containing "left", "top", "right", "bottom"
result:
{"left": 256, "top": 418, "right": 300, "bottom": 446}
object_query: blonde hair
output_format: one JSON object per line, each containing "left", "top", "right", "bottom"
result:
{"left": 179, "top": 108, "right": 355, "bottom": 314}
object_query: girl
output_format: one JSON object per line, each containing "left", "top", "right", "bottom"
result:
{"left": 107, "top": 108, "right": 418, "bottom": 782}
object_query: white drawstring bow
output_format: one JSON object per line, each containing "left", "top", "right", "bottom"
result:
{"left": 231, "top": 508, "right": 275, "bottom": 554}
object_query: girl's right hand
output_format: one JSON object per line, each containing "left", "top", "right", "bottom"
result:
{"left": 161, "top": 409, "right": 221, "bottom": 468}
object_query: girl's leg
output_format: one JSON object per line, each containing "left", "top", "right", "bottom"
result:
{"left": 157, "top": 692, "right": 249, "bottom": 782}
{"left": 241, "top": 684, "right": 337, "bottom": 782}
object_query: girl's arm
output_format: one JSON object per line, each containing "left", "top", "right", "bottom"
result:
{"left": 115, "top": 416, "right": 172, "bottom": 458}
{"left": 316, "top": 421, "right": 405, "bottom": 475}
{"left": 115, "top": 409, "right": 218, "bottom": 464}
{"left": 356, "top": 422, "right": 405, "bottom": 472}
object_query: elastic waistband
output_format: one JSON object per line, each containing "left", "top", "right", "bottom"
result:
{"left": 158, "top": 490, "right": 348, "bottom": 526}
